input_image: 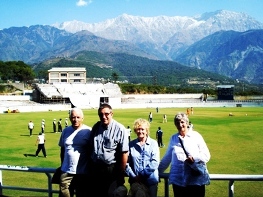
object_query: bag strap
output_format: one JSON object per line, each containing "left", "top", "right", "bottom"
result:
{"left": 178, "top": 137, "right": 189, "bottom": 157}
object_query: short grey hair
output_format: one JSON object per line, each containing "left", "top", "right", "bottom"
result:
{"left": 69, "top": 107, "right": 84, "bottom": 118}
{"left": 174, "top": 112, "right": 189, "bottom": 125}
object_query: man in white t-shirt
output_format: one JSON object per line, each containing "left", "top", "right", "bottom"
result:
{"left": 58, "top": 107, "right": 92, "bottom": 197}
{"left": 35, "top": 132, "right": 46, "bottom": 157}
{"left": 28, "top": 120, "right": 34, "bottom": 137}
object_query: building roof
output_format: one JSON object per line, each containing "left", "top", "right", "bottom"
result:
{"left": 48, "top": 67, "right": 86, "bottom": 72}
{"left": 217, "top": 85, "right": 235, "bottom": 88}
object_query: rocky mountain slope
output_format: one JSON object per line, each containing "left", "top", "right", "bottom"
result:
{"left": 176, "top": 29, "right": 263, "bottom": 84}
{"left": 1, "top": 10, "right": 263, "bottom": 84}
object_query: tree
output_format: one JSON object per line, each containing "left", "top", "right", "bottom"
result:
{"left": 112, "top": 72, "right": 119, "bottom": 82}
{"left": 0, "top": 61, "right": 35, "bottom": 83}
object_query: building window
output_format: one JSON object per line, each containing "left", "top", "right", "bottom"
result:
{"left": 61, "top": 79, "right": 67, "bottom": 82}
{"left": 61, "top": 73, "right": 67, "bottom": 77}
{"left": 74, "top": 73, "right": 80, "bottom": 76}
{"left": 74, "top": 79, "right": 81, "bottom": 82}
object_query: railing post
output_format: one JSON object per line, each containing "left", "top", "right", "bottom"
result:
{"left": 46, "top": 172, "right": 53, "bottom": 197}
{"left": 0, "top": 170, "right": 3, "bottom": 195}
{"left": 164, "top": 175, "right": 169, "bottom": 197}
{"left": 228, "top": 180, "right": 234, "bottom": 197}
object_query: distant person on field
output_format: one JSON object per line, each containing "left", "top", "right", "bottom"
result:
{"left": 156, "top": 126, "right": 164, "bottom": 147}
{"left": 35, "top": 132, "right": 47, "bottom": 157}
{"left": 41, "top": 119, "right": 45, "bottom": 133}
{"left": 163, "top": 114, "right": 167, "bottom": 123}
{"left": 149, "top": 112, "right": 153, "bottom": 123}
{"left": 186, "top": 108, "right": 190, "bottom": 116}
{"left": 58, "top": 118, "right": 63, "bottom": 132}
{"left": 126, "top": 126, "right": 132, "bottom": 142}
{"left": 28, "top": 120, "right": 34, "bottom": 137}
{"left": 58, "top": 107, "right": 92, "bottom": 197}
{"left": 53, "top": 119, "right": 57, "bottom": 133}
{"left": 126, "top": 118, "right": 160, "bottom": 197}
{"left": 188, "top": 121, "right": 194, "bottom": 130}
{"left": 191, "top": 107, "right": 194, "bottom": 115}
{"left": 156, "top": 107, "right": 159, "bottom": 113}
{"left": 65, "top": 118, "right": 68, "bottom": 127}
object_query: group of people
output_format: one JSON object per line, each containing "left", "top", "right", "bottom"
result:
{"left": 56, "top": 103, "right": 210, "bottom": 197}
{"left": 28, "top": 118, "right": 69, "bottom": 136}
{"left": 53, "top": 118, "right": 68, "bottom": 133}
{"left": 28, "top": 117, "right": 69, "bottom": 158}
{"left": 148, "top": 111, "right": 168, "bottom": 124}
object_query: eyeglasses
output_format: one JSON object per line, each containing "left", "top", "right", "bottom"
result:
{"left": 99, "top": 112, "right": 112, "bottom": 117}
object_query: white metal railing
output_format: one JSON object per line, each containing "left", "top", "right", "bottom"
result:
{"left": 1, "top": 165, "right": 263, "bottom": 197}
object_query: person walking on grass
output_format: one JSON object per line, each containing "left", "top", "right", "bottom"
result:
{"left": 41, "top": 119, "right": 45, "bottom": 133}
{"left": 35, "top": 132, "right": 47, "bottom": 157}
{"left": 156, "top": 126, "right": 164, "bottom": 147}
{"left": 28, "top": 120, "right": 34, "bottom": 137}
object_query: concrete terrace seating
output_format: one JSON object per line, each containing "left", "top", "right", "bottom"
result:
{"left": 103, "top": 83, "right": 122, "bottom": 97}
{"left": 84, "top": 83, "right": 106, "bottom": 95}
{"left": 54, "top": 83, "right": 80, "bottom": 97}
{"left": 37, "top": 84, "right": 62, "bottom": 98}
{"left": 52, "top": 83, "right": 121, "bottom": 97}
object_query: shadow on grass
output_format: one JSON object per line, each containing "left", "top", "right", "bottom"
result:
{"left": 24, "top": 153, "right": 37, "bottom": 157}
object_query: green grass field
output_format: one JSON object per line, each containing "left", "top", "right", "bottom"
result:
{"left": 0, "top": 107, "right": 263, "bottom": 197}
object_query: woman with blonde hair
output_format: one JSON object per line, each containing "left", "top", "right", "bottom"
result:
{"left": 125, "top": 118, "right": 160, "bottom": 197}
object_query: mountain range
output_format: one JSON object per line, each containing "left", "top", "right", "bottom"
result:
{"left": 1, "top": 10, "right": 263, "bottom": 84}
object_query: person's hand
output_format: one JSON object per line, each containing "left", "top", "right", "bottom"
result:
{"left": 185, "top": 156, "right": 194, "bottom": 164}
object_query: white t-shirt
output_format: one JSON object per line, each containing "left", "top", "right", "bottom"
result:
{"left": 59, "top": 125, "right": 92, "bottom": 174}
{"left": 37, "top": 134, "right": 45, "bottom": 144}
{"left": 28, "top": 122, "right": 34, "bottom": 129}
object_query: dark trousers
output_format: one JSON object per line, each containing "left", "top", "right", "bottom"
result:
{"left": 35, "top": 144, "right": 46, "bottom": 157}
{"left": 29, "top": 129, "right": 33, "bottom": 136}
{"left": 148, "top": 183, "right": 158, "bottom": 197}
{"left": 172, "top": 184, "right": 205, "bottom": 197}
{"left": 157, "top": 137, "right": 163, "bottom": 147}
{"left": 90, "top": 162, "right": 117, "bottom": 197}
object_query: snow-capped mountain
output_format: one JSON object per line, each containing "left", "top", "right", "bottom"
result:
{"left": 1, "top": 10, "right": 263, "bottom": 84}
{"left": 52, "top": 10, "right": 263, "bottom": 59}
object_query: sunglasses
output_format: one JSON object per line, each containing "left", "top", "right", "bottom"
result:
{"left": 99, "top": 112, "right": 112, "bottom": 117}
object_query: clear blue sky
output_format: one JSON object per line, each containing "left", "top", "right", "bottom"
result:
{"left": 1, "top": 0, "right": 263, "bottom": 30}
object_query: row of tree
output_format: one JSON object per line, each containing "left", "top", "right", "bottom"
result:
{"left": 0, "top": 61, "right": 35, "bottom": 83}
{"left": 0, "top": 60, "right": 262, "bottom": 96}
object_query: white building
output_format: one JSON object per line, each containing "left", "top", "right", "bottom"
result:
{"left": 48, "top": 67, "right": 86, "bottom": 84}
